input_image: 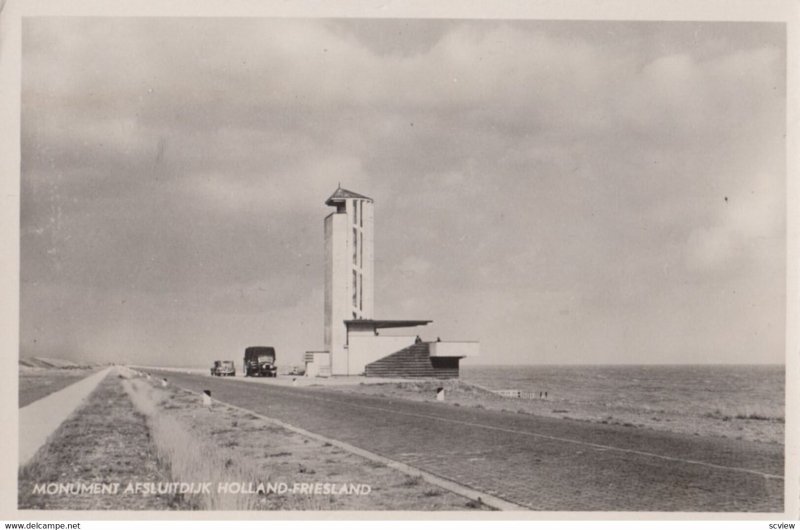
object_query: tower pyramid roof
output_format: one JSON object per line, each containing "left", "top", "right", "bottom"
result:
{"left": 325, "top": 186, "right": 372, "bottom": 206}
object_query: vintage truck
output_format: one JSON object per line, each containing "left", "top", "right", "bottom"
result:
{"left": 210, "top": 360, "right": 236, "bottom": 377}
{"left": 243, "top": 346, "right": 278, "bottom": 377}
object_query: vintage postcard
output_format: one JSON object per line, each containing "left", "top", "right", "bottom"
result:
{"left": 1, "top": 0, "right": 797, "bottom": 524}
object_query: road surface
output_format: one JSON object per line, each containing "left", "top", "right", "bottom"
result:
{"left": 149, "top": 370, "right": 783, "bottom": 511}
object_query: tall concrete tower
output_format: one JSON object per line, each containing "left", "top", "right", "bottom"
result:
{"left": 324, "top": 187, "right": 374, "bottom": 375}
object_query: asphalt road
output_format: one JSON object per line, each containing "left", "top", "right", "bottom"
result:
{"left": 149, "top": 370, "right": 784, "bottom": 512}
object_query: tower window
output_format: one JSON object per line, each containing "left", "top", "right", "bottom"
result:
{"left": 353, "top": 228, "right": 358, "bottom": 265}
{"left": 352, "top": 270, "right": 358, "bottom": 307}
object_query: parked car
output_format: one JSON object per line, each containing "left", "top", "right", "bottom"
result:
{"left": 210, "top": 360, "right": 236, "bottom": 377}
{"left": 243, "top": 346, "right": 277, "bottom": 377}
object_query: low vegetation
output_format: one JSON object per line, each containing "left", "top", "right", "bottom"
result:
{"left": 122, "top": 371, "right": 487, "bottom": 510}
{"left": 123, "top": 378, "right": 263, "bottom": 510}
{"left": 19, "top": 373, "right": 190, "bottom": 510}
{"left": 327, "top": 379, "right": 785, "bottom": 444}
{"left": 704, "top": 407, "right": 784, "bottom": 423}
{"left": 20, "top": 367, "right": 488, "bottom": 511}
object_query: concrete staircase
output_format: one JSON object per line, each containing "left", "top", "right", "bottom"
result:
{"left": 364, "top": 342, "right": 459, "bottom": 379}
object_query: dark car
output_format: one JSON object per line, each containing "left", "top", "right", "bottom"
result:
{"left": 211, "top": 360, "right": 236, "bottom": 377}
{"left": 243, "top": 346, "right": 277, "bottom": 377}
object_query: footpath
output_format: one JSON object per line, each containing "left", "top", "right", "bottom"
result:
{"left": 19, "top": 367, "right": 112, "bottom": 467}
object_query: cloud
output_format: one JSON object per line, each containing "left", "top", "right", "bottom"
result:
{"left": 397, "top": 256, "right": 432, "bottom": 277}
{"left": 685, "top": 172, "right": 785, "bottom": 272}
{"left": 20, "top": 19, "right": 786, "bottom": 366}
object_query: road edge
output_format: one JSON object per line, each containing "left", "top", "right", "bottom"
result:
{"left": 145, "top": 371, "right": 527, "bottom": 511}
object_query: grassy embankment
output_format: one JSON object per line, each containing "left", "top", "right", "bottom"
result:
{"left": 18, "top": 372, "right": 190, "bottom": 510}
{"left": 325, "top": 379, "right": 784, "bottom": 445}
{"left": 122, "top": 372, "right": 486, "bottom": 510}
{"left": 20, "top": 369, "right": 486, "bottom": 510}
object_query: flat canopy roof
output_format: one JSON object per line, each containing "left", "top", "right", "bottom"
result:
{"left": 344, "top": 319, "right": 432, "bottom": 329}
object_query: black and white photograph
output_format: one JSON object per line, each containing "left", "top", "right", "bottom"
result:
{"left": 2, "top": 0, "right": 797, "bottom": 523}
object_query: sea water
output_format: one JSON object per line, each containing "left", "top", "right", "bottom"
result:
{"left": 461, "top": 364, "right": 784, "bottom": 421}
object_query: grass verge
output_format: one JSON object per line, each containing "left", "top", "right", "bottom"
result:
{"left": 122, "top": 371, "right": 488, "bottom": 510}
{"left": 19, "top": 372, "right": 191, "bottom": 510}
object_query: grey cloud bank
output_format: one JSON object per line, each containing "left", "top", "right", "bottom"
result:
{"left": 20, "top": 18, "right": 786, "bottom": 367}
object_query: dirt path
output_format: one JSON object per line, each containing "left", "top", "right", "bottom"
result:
{"left": 19, "top": 367, "right": 112, "bottom": 467}
{"left": 150, "top": 369, "right": 784, "bottom": 512}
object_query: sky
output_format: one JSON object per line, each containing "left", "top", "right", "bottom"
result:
{"left": 20, "top": 18, "right": 786, "bottom": 367}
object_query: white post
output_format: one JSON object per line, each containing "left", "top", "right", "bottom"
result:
{"left": 202, "top": 390, "right": 212, "bottom": 407}
{"left": 436, "top": 387, "right": 445, "bottom": 401}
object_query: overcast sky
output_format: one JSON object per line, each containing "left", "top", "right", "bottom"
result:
{"left": 20, "top": 18, "right": 786, "bottom": 367}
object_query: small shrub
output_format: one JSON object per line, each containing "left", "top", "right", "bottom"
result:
{"left": 735, "top": 413, "right": 776, "bottom": 421}
{"left": 211, "top": 428, "right": 233, "bottom": 436}
{"left": 400, "top": 475, "right": 422, "bottom": 487}
{"left": 465, "top": 497, "right": 486, "bottom": 509}
{"left": 122, "top": 380, "right": 261, "bottom": 510}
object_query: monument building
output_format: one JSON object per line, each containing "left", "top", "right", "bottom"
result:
{"left": 304, "top": 186, "right": 478, "bottom": 378}
{"left": 324, "top": 187, "right": 375, "bottom": 374}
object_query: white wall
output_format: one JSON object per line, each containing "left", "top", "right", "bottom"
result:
{"left": 325, "top": 213, "right": 349, "bottom": 375}
{"left": 347, "top": 334, "right": 417, "bottom": 375}
{"left": 305, "top": 352, "right": 331, "bottom": 377}
{"left": 361, "top": 200, "right": 374, "bottom": 317}
{"left": 324, "top": 214, "right": 333, "bottom": 353}
{"left": 326, "top": 196, "right": 375, "bottom": 376}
